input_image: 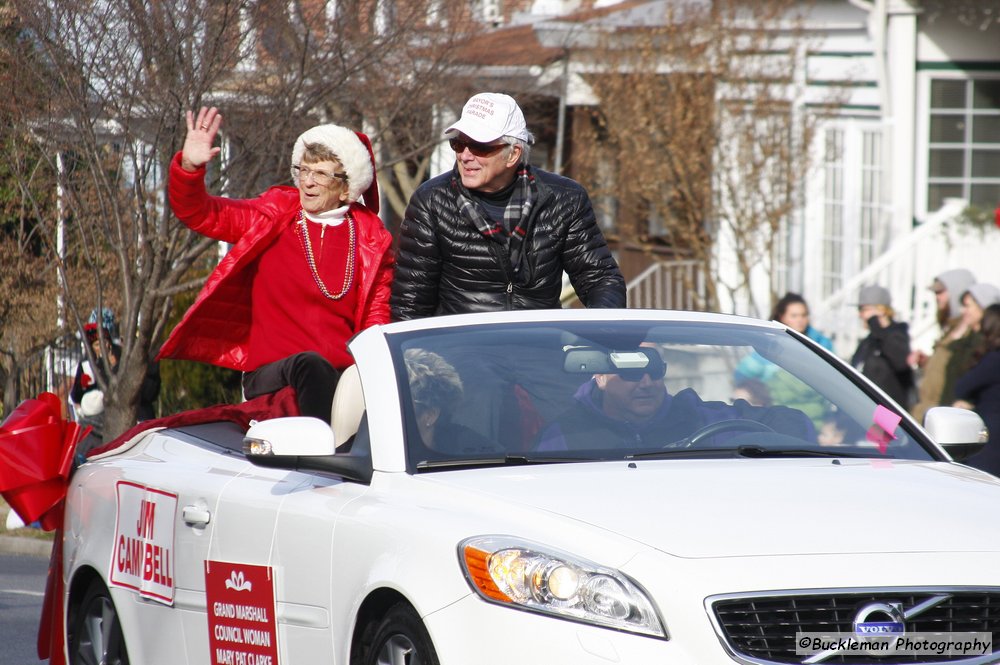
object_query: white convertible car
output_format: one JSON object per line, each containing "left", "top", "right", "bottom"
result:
{"left": 62, "top": 309, "right": 1000, "bottom": 665}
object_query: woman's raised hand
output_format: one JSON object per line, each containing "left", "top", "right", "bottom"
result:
{"left": 181, "top": 107, "right": 223, "bottom": 172}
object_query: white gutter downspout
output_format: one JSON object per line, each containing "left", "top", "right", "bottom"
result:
{"left": 848, "top": 0, "right": 898, "bottom": 246}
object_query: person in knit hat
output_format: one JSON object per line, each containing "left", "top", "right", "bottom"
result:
{"left": 850, "top": 285, "right": 915, "bottom": 410}
{"left": 940, "top": 282, "right": 1000, "bottom": 410}
{"left": 158, "top": 106, "right": 394, "bottom": 423}
{"left": 909, "top": 268, "right": 976, "bottom": 423}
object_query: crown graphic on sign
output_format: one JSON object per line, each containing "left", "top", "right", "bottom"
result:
{"left": 225, "top": 570, "right": 253, "bottom": 592}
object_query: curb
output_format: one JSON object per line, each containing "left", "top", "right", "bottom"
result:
{"left": 0, "top": 533, "right": 53, "bottom": 558}
{"left": 1, "top": 506, "right": 54, "bottom": 558}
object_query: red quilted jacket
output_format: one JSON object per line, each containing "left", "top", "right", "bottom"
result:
{"left": 158, "top": 152, "right": 394, "bottom": 371}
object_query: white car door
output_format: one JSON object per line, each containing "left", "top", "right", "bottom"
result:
{"left": 157, "top": 425, "right": 263, "bottom": 664}
{"left": 194, "top": 458, "right": 370, "bottom": 665}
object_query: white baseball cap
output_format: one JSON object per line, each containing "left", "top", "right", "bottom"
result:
{"left": 445, "top": 93, "right": 531, "bottom": 143}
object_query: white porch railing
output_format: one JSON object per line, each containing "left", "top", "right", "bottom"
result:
{"left": 625, "top": 259, "right": 708, "bottom": 311}
{"left": 561, "top": 259, "right": 708, "bottom": 310}
{"left": 811, "top": 198, "right": 1000, "bottom": 360}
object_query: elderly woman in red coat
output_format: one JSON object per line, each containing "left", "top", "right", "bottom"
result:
{"left": 158, "top": 107, "right": 393, "bottom": 422}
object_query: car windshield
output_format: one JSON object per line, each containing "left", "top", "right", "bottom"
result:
{"left": 388, "top": 320, "right": 937, "bottom": 471}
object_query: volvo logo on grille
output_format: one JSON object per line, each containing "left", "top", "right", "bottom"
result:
{"left": 791, "top": 593, "right": 954, "bottom": 663}
{"left": 854, "top": 602, "right": 905, "bottom": 645}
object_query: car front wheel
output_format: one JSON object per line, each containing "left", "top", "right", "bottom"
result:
{"left": 365, "top": 603, "right": 440, "bottom": 665}
{"left": 68, "top": 579, "right": 130, "bottom": 665}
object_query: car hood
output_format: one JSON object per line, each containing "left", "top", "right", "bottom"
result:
{"left": 419, "top": 458, "right": 1000, "bottom": 558}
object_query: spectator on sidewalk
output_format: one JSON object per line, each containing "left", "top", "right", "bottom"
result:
{"left": 954, "top": 304, "right": 1000, "bottom": 476}
{"left": 70, "top": 321, "right": 121, "bottom": 449}
{"left": 942, "top": 283, "right": 1000, "bottom": 410}
{"left": 850, "top": 285, "right": 914, "bottom": 410}
{"left": 909, "top": 269, "right": 976, "bottom": 423}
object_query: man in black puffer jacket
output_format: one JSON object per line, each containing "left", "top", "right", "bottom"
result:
{"left": 391, "top": 92, "right": 625, "bottom": 320}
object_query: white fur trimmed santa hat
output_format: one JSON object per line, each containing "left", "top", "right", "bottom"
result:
{"left": 291, "top": 125, "right": 380, "bottom": 213}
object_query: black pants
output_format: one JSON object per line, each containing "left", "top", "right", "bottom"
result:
{"left": 242, "top": 352, "right": 340, "bottom": 424}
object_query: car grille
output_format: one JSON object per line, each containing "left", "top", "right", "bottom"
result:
{"left": 710, "top": 589, "right": 1000, "bottom": 664}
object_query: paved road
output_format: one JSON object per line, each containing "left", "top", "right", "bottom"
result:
{"left": 0, "top": 551, "right": 51, "bottom": 664}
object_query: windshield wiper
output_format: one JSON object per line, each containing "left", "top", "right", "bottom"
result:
{"left": 735, "top": 446, "right": 873, "bottom": 459}
{"left": 627, "top": 448, "right": 744, "bottom": 460}
{"left": 415, "top": 454, "right": 583, "bottom": 471}
{"left": 628, "top": 446, "right": 875, "bottom": 460}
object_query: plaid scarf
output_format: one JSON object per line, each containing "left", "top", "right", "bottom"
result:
{"left": 453, "top": 164, "right": 537, "bottom": 280}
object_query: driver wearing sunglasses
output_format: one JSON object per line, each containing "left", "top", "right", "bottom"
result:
{"left": 536, "top": 346, "right": 814, "bottom": 452}
{"left": 391, "top": 92, "right": 625, "bottom": 321}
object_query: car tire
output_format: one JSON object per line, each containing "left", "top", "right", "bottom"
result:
{"left": 68, "top": 579, "right": 131, "bottom": 665}
{"left": 364, "top": 603, "right": 440, "bottom": 665}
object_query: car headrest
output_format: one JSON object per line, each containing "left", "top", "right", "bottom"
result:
{"left": 331, "top": 364, "right": 365, "bottom": 449}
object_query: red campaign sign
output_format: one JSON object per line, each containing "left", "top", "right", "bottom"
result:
{"left": 205, "top": 561, "right": 280, "bottom": 665}
{"left": 110, "top": 481, "right": 177, "bottom": 604}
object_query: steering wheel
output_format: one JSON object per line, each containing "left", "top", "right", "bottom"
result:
{"left": 667, "top": 418, "right": 776, "bottom": 449}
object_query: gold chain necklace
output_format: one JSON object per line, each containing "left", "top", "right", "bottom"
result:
{"left": 296, "top": 209, "right": 356, "bottom": 301}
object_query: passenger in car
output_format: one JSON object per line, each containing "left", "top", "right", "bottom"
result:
{"left": 158, "top": 107, "right": 394, "bottom": 423}
{"left": 817, "top": 409, "right": 867, "bottom": 447}
{"left": 404, "top": 348, "right": 496, "bottom": 454}
{"left": 536, "top": 347, "right": 815, "bottom": 451}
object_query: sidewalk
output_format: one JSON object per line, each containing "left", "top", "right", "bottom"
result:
{"left": 0, "top": 502, "right": 55, "bottom": 558}
{"left": 0, "top": 533, "right": 52, "bottom": 557}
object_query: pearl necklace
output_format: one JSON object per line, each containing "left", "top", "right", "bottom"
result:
{"left": 296, "top": 209, "right": 356, "bottom": 301}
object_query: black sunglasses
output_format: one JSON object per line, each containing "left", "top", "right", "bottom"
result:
{"left": 615, "top": 364, "right": 667, "bottom": 382}
{"left": 449, "top": 137, "right": 506, "bottom": 158}
{"left": 614, "top": 352, "right": 667, "bottom": 382}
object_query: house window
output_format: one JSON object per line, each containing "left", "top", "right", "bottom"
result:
{"left": 821, "top": 128, "right": 844, "bottom": 297}
{"left": 927, "top": 78, "right": 1000, "bottom": 212}
{"left": 859, "top": 129, "right": 881, "bottom": 268}
{"left": 819, "top": 123, "right": 886, "bottom": 298}
{"left": 474, "top": 0, "right": 502, "bottom": 24}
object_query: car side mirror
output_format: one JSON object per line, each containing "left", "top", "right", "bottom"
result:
{"left": 243, "top": 416, "right": 373, "bottom": 484}
{"left": 244, "top": 417, "right": 336, "bottom": 456}
{"left": 923, "top": 407, "right": 988, "bottom": 461}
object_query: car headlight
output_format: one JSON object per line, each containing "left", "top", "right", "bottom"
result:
{"left": 458, "top": 535, "right": 666, "bottom": 639}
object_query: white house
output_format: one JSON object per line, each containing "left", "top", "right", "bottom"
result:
{"left": 794, "top": 0, "right": 1000, "bottom": 358}
{"left": 450, "top": 0, "right": 1000, "bottom": 358}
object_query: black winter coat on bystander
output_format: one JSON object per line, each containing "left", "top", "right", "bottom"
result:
{"left": 851, "top": 317, "right": 915, "bottom": 410}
